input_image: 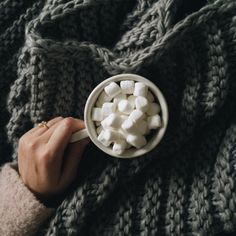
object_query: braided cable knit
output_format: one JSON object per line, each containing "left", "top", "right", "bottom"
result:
{"left": 0, "top": 0, "right": 45, "bottom": 163}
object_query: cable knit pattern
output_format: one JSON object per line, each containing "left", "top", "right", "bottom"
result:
{"left": 0, "top": 0, "right": 236, "bottom": 235}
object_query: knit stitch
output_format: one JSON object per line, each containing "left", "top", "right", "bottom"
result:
{"left": 1, "top": 0, "right": 236, "bottom": 235}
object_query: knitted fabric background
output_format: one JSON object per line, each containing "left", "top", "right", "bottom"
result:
{"left": 1, "top": 0, "right": 236, "bottom": 235}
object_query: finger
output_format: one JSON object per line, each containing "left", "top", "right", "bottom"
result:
{"left": 28, "top": 117, "right": 63, "bottom": 135}
{"left": 59, "top": 138, "right": 90, "bottom": 186}
{"left": 40, "top": 117, "right": 69, "bottom": 142}
{"left": 47, "top": 117, "right": 85, "bottom": 156}
{"left": 31, "top": 117, "right": 64, "bottom": 136}
{"left": 39, "top": 118, "right": 86, "bottom": 181}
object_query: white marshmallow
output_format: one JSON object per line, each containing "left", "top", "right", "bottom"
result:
{"left": 122, "top": 118, "right": 148, "bottom": 135}
{"left": 101, "top": 113, "right": 122, "bottom": 129}
{"left": 97, "top": 130, "right": 112, "bottom": 147}
{"left": 127, "top": 95, "right": 136, "bottom": 108}
{"left": 147, "top": 103, "right": 161, "bottom": 116}
{"left": 102, "top": 102, "right": 115, "bottom": 117}
{"left": 135, "top": 96, "right": 149, "bottom": 112}
{"left": 91, "top": 107, "right": 103, "bottom": 121}
{"left": 96, "top": 125, "right": 102, "bottom": 135}
{"left": 120, "top": 80, "right": 135, "bottom": 94}
{"left": 113, "top": 93, "right": 126, "bottom": 106}
{"left": 126, "top": 134, "right": 147, "bottom": 148}
{"left": 101, "top": 118, "right": 108, "bottom": 129}
{"left": 133, "top": 82, "right": 148, "bottom": 97}
{"left": 98, "top": 91, "right": 113, "bottom": 103}
{"left": 113, "top": 139, "right": 127, "bottom": 155}
{"left": 94, "top": 80, "right": 163, "bottom": 154}
{"left": 121, "top": 119, "right": 137, "bottom": 134}
{"left": 103, "top": 129, "right": 119, "bottom": 142}
{"left": 147, "top": 114, "right": 162, "bottom": 129}
{"left": 137, "top": 120, "right": 148, "bottom": 135}
{"left": 147, "top": 91, "right": 154, "bottom": 102}
{"left": 129, "top": 110, "right": 145, "bottom": 123}
{"left": 104, "top": 82, "right": 121, "bottom": 98}
{"left": 118, "top": 100, "right": 133, "bottom": 114}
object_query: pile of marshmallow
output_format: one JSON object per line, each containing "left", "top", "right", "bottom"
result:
{"left": 91, "top": 80, "right": 162, "bottom": 155}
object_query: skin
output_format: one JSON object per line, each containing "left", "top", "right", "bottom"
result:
{"left": 17, "top": 116, "right": 90, "bottom": 202}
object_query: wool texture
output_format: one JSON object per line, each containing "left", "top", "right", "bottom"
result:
{"left": 0, "top": 163, "right": 54, "bottom": 236}
{"left": 1, "top": 0, "right": 236, "bottom": 235}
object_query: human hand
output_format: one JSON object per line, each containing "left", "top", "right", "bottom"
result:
{"left": 17, "top": 117, "right": 90, "bottom": 202}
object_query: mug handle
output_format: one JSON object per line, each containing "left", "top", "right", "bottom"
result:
{"left": 69, "top": 129, "right": 89, "bottom": 143}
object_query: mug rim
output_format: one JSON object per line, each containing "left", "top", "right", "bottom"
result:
{"left": 84, "top": 73, "right": 168, "bottom": 158}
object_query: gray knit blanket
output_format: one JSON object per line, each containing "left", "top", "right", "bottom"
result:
{"left": 1, "top": 0, "right": 236, "bottom": 235}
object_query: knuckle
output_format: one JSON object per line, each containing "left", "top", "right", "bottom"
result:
{"left": 53, "top": 116, "right": 63, "bottom": 121}
{"left": 27, "top": 140, "right": 38, "bottom": 151}
{"left": 62, "top": 117, "right": 74, "bottom": 129}
{"left": 38, "top": 149, "right": 53, "bottom": 165}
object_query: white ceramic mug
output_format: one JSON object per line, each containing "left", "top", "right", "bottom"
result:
{"left": 69, "top": 74, "right": 168, "bottom": 158}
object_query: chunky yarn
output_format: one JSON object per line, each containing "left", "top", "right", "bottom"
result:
{"left": 1, "top": 0, "right": 236, "bottom": 235}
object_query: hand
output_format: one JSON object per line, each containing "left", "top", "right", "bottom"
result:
{"left": 17, "top": 117, "right": 90, "bottom": 202}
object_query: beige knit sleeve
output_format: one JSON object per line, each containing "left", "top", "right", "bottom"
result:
{"left": 0, "top": 162, "right": 55, "bottom": 236}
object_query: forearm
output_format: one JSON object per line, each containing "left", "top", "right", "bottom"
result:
{"left": 0, "top": 162, "right": 54, "bottom": 236}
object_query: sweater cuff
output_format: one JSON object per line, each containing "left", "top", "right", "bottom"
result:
{"left": 0, "top": 162, "right": 54, "bottom": 236}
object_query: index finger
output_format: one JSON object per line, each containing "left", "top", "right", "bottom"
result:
{"left": 47, "top": 117, "right": 85, "bottom": 155}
